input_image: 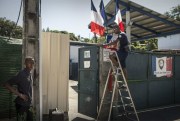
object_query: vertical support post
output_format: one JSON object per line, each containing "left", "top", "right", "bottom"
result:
{"left": 94, "top": 33, "right": 97, "bottom": 43}
{"left": 126, "top": 6, "right": 131, "bottom": 50}
{"left": 23, "top": 0, "right": 40, "bottom": 120}
{"left": 39, "top": 17, "right": 42, "bottom": 121}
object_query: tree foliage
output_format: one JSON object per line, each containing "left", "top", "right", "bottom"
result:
{"left": 0, "top": 17, "right": 22, "bottom": 39}
{"left": 89, "top": 36, "right": 106, "bottom": 43}
{"left": 43, "top": 27, "right": 79, "bottom": 41}
{"left": 69, "top": 33, "right": 78, "bottom": 41}
{"left": 83, "top": 38, "right": 91, "bottom": 42}
{"left": 97, "top": 36, "right": 106, "bottom": 43}
{"left": 131, "top": 38, "right": 158, "bottom": 51}
{"left": 164, "top": 5, "right": 180, "bottom": 21}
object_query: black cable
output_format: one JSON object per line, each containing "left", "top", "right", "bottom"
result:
{"left": 39, "top": 0, "right": 41, "bottom": 17}
{"left": 8, "top": 0, "right": 23, "bottom": 40}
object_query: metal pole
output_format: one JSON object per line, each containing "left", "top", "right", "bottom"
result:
{"left": 126, "top": 8, "right": 131, "bottom": 50}
{"left": 23, "top": 0, "right": 40, "bottom": 120}
{"left": 94, "top": 33, "right": 97, "bottom": 43}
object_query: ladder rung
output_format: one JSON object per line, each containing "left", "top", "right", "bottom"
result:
{"left": 116, "top": 73, "right": 122, "bottom": 75}
{"left": 116, "top": 114, "right": 124, "bottom": 117}
{"left": 119, "top": 85, "right": 127, "bottom": 90}
{"left": 114, "top": 67, "right": 120, "bottom": 70}
{"left": 122, "top": 96, "right": 131, "bottom": 100}
{"left": 112, "top": 103, "right": 133, "bottom": 108}
{"left": 112, "top": 66, "right": 121, "bottom": 73}
{"left": 121, "top": 84, "right": 127, "bottom": 88}
{"left": 117, "top": 80, "right": 123, "bottom": 83}
{"left": 112, "top": 72, "right": 122, "bottom": 76}
{"left": 124, "top": 103, "right": 133, "bottom": 107}
{"left": 119, "top": 88, "right": 127, "bottom": 91}
{"left": 113, "top": 105, "right": 121, "bottom": 108}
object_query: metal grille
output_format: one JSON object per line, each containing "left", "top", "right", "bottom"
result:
{"left": 0, "top": 43, "right": 22, "bottom": 119}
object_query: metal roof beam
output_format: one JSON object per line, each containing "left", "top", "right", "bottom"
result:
{"left": 131, "top": 33, "right": 140, "bottom": 38}
{"left": 106, "top": 8, "right": 127, "bottom": 17}
{"left": 105, "top": 8, "right": 125, "bottom": 26}
{"left": 121, "top": 8, "right": 127, "bottom": 16}
{"left": 132, "top": 29, "right": 180, "bottom": 41}
{"left": 106, "top": 18, "right": 160, "bottom": 34}
{"left": 106, "top": 16, "right": 115, "bottom": 26}
{"left": 132, "top": 22, "right": 160, "bottom": 34}
{"left": 106, "top": 12, "right": 114, "bottom": 18}
{"left": 118, "top": 1, "right": 180, "bottom": 28}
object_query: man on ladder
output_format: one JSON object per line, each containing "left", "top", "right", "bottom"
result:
{"left": 103, "top": 25, "right": 129, "bottom": 79}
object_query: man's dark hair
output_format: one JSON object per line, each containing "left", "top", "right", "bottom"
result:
{"left": 113, "top": 25, "right": 121, "bottom": 33}
{"left": 113, "top": 25, "right": 119, "bottom": 29}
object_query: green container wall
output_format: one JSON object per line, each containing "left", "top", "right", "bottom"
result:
{"left": 0, "top": 44, "right": 22, "bottom": 119}
{"left": 175, "top": 56, "right": 180, "bottom": 103}
{"left": 127, "top": 52, "right": 180, "bottom": 110}
{"left": 127, "top": 52, "right": 149, "bottom": 80}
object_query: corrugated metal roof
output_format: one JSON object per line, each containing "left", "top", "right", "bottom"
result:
{"left": 105, "top": 0, "right": 180, "bottom": 41}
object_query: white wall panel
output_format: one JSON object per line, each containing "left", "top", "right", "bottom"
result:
{"left": 42, "top": 32, "right": 69, "bottom": 114}
{"left": 158, "top": 34, "right": 180, "bottom": 50}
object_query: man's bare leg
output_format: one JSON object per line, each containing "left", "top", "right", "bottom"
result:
{"left": 109, "top": 54, "right": 128, "bottom": 80}
{"left": 109, "top": 54, "right": 118, "bottom": 67}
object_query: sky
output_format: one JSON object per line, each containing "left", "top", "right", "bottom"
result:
{"left": 0, "top": 0, "right": 179, "bottom": 39}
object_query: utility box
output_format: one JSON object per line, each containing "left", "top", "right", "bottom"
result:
{"left": 49, "top": 108, "right": 64, "bottom": 121}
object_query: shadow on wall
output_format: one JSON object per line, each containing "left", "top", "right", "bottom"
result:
{"left": 69, "top": 63, "right": 78, "bottom": 81}
{"left": 71, "top": 85, "right": 78, "bottom": 93}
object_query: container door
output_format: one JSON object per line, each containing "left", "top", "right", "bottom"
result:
{"left": 78, "top": 46, "right": 99, "bottom": 118}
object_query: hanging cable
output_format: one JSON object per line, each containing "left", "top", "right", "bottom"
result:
{"left": 8, "top": 0, "right": 23, "bottom": 40}
{"left": 39, "top": 0, "right": 41, "bottom": 17}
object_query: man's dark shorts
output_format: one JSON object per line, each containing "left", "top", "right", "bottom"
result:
{"left": 16, "top": 103, "right": 33, "bottom": 121}
{"left": 116, "top": 51, "right": 128, "bottom": 69}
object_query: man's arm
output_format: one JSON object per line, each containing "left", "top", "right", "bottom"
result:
{"left": 104, "top": 38, "right": 119, "bottom": 46}
{"left": 4, "top": 82, "right": 28, "bottom": 101}
{"left": 4, "top": 83, "right": 21, "bottom": 97}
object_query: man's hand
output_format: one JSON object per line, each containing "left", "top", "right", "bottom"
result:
{"left": 4, "top": 83, "right": 29, "bottom": 102}
{"left": 19, "top": 93, "right": 28, "bottom": 101}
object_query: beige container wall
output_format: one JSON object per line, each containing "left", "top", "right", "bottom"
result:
{"left": 41, "top": 32, "right": 69, "bottom": 114}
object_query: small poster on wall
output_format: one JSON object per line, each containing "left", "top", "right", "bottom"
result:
{"left": 103, "top": 49, "right": 111, "bottom": 61}
{"left": 84, "top": 61, "right": 90, "bottom": 68}
{"left": 84, "top": 51, "right": 90, "bottom": 58}
{"left": 152, "top": 56, "right": 173, "bottom": 77}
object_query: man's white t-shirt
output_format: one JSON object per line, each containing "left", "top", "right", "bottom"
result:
{"left": 109, "top": 33, "right": 119, "bottom": 50}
